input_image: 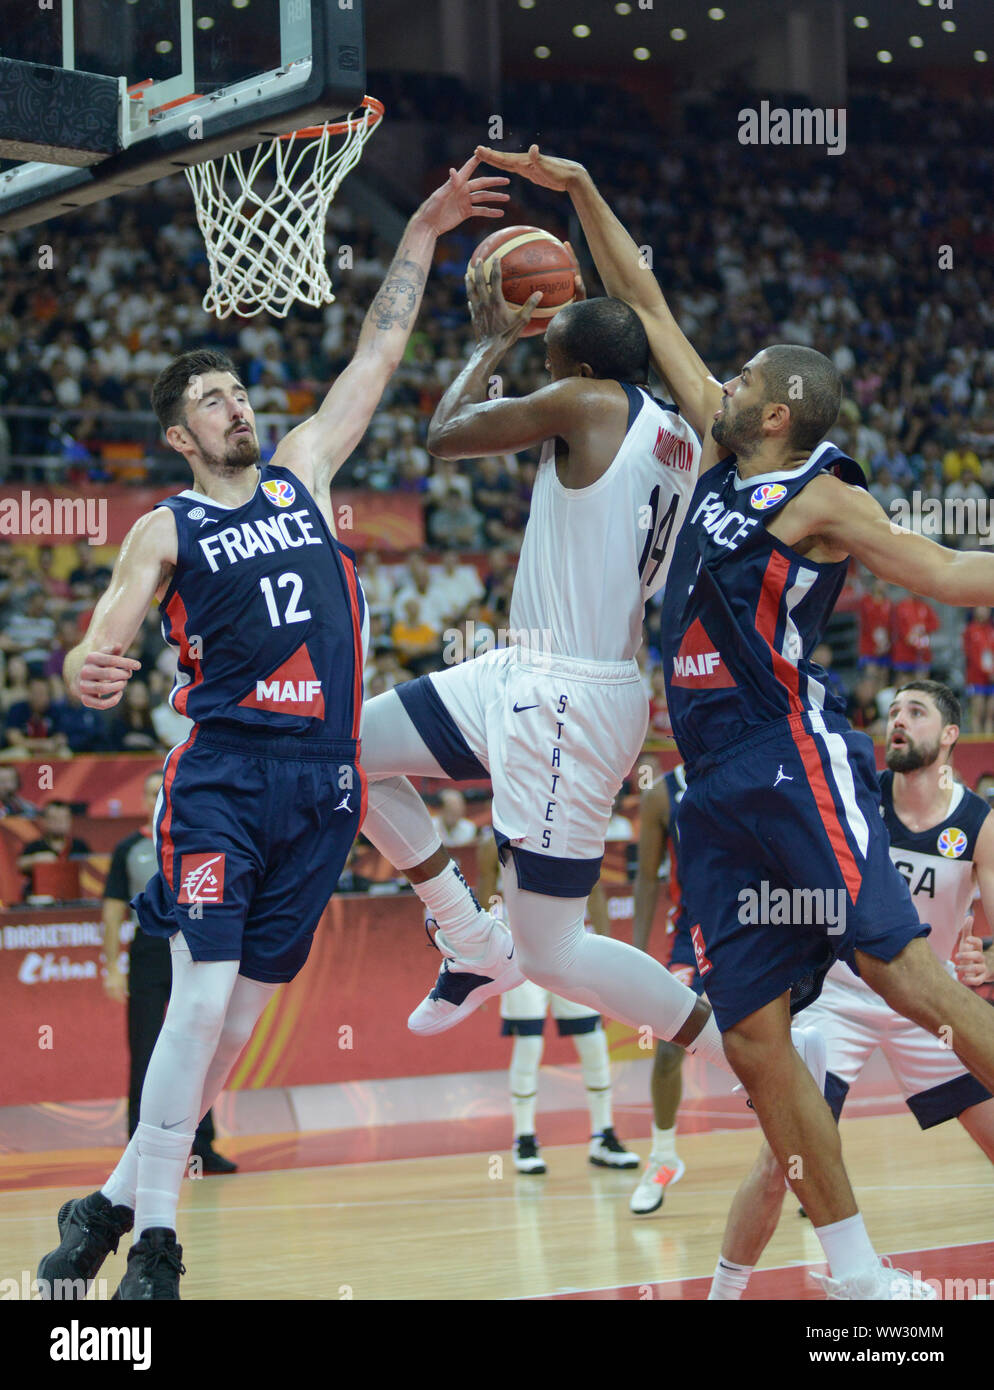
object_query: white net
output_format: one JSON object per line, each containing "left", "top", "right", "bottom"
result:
{"left": 185, "top": 97, "right": 383, "bottom": 320}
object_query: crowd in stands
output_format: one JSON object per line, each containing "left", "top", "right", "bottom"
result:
{"left": 2, "top": 82, "right": 994, "bottom": 739}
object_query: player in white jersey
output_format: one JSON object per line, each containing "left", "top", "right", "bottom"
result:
{"left": 708, "top": 680, "right": 994, "bottom": 1300}
{"left": 476, "top": 834, "right": 640, "bottom": 1173}
{"left": 355, "top": 262, "right": 830, "bottom": 1098}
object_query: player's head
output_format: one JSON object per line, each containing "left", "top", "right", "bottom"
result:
{"left": 886, "top": 680, "right": 960, "bottom": 772}
{"left": 543, "top": 298, "right": 650, "bottom": 384}
{"left": 713, "top": 345, "right": 842, "bottom": 459}
{"left": 151, "top": 349, "right": 260, "bottom": 476}
{"left": 41, "top": 800, "right": 72, "bottom": 838}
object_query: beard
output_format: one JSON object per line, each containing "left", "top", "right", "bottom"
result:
{"left": 187, "top": 424, "right": 260, "bottom": 474}
{"left": 885, "top": 735, "right": 941, "bottom": 773}
{"left": 711, "top": 400, "right": 766, "bottom": 458}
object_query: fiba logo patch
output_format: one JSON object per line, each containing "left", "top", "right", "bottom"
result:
{"left": 937, "top": 827, "right": 967, "bottom": 859}
{"left": 178, "top": 852, "right": 226, "bottom": 904}
{"left": 750, "top": 482, "right": 788, "bottom": 511}
{"left": 188, "top": 507, "right": 205, "bottom": 521}
{"left": 262, "top": 478, "right": 296, "bottom": 508}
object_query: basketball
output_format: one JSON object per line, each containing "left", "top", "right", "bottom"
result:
{"left": 469, "top": 225, "right": 578, "bottom": 337}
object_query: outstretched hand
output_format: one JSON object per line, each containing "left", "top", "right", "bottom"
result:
{"left": 77, "top": 645, "right": 141, "bottom": 710}
{"left": 419, "top": 154, "right": 510, "bottom": 236}
{"left": 474, "top": 144, "right": 586, "bottom": 193}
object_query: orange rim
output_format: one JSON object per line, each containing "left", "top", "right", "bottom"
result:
{"left": 278, "top": 95, "right": 384, "bottom": 141}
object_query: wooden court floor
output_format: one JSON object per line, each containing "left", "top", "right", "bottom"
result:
{"left": 1, "top": 1111, "right": 992, "bottom": 1299}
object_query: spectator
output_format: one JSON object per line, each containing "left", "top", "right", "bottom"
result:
{"left": 45, "top": 616, "right": 84, "bottom": 680}
{"left": 108, "top": 680, "right": 160, "bottom": 752}
{"left": 963, "top": 607, "right": 994, "bottom": 735}
{"left": 0, "top": 654, "right": 30, "bottom": 715}
{"left": 427, "top": 488, "right": 485, "bottom": 550}
{"left": 847, "top": 674, "right": 885, "bottom": 735}
{"left": 431, "top": 789, "right": 478, "bottom": 847}
{"left": 857, "top": 580, "right": 892, "bottom": 684}
{"left": 17, "top": 800, "right": 90, "bottom": 899}
{"left": 812, "top": 642, "right": 847, "bottom": 707}
{"left": 1, "top": 590, "right": 57, "bottom": 671}
{"left": 102, "top": 769, "right": 234, "bottom": 1173}
{"left": 336, "top": 839, "right": 374, "bottom": 893}
{"left": 36, "top": 547, "right": 72, "bottom": 613}
{"left": 394, "top": 555, "right": 450, "bottom": 630}
{"left": 0, "top": 764, "right": 39, "bottom": 818}
{"left": 5, "top": 676, "right": 69, "bottom": 758}
{"left": 68, "top": 542, "right": 112, "bottom": 600}
{"left": 890, "top": 595, "right": 940, "bottom": 677}
{"left": 53, "top": 687, "right": 114, "bottom": 754}
{"left": 942, "top": 438, "right": 981, "bottom": 485}
{"left": 391, "top": 598, "right": 441, "bottom": 675}
{"left": 868, "top": 465, "right": 905, "bottom": 518}
{"left": 870, "top": 437, "right": 913, "bottom": 487}
{"left": 433, "top": 552, "right": 484, "bottom": 625}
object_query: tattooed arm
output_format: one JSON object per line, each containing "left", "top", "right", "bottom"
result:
{"left": 272, "top": 155, "right": 509, "bottom": 491}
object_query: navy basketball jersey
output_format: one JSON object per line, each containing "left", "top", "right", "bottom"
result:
{"left": 660, "top": 441, "right": 866, "bottom": 768}
{"left": 156, "top": 464, "right": 366, "bottom": 740}
{"left": 879, "top": 769, "right": 989, "bottom": 969}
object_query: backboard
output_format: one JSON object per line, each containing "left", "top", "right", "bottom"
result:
{"left": 0, "top": 0, "right": 367, "bottom": 232}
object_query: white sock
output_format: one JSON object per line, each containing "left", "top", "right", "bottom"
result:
{"left": 419, "top": 862, "right": 504, "bottom": 968}
{"left": 651, "top": 1124, "right": 678, "bottom": 1161}
{"left": 684, "top": 1011, "right": 736, "bottom": 1076}
{"left": 708, "top": 1256, "right": 753, "bottom": 1300}
{"left": 102, "top": 1135, "right": 139, "bottom": 1211}
{"left": 572, "top": 1027, "right": 613, "bottom": 1133}
{"left": 510, "top": 1034, "right": 543, "bottom": 1135}
{"left": 133, "top": 1121, "right": 196, "bottom": 1240}
{"left": 814, "top": 1212, "right": 879, "bottom": 1281}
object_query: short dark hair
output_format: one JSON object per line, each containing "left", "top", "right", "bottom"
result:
{"left": 43, "top": 799, "right": 70, "bottom": 814}
{"left": 552, "top": 297, "right": 650, "bottom": 384}
{"left": 756, "top": 345, "right": 842, "bottom": 452}
{"left": 151, "top": 349, "right": 239, "bottom": 431}
{"left": 895, "top": 680, "right": 961, "bottom": 730}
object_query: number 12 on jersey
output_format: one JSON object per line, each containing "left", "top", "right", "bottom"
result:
{"left": 260, "top": 572, "right": 311, "bottom": 626}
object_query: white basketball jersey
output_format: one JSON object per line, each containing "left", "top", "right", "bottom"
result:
{"left": 508, "top": 388, "right": 701, "bottom": 662}
{"left": 831, "top": 776, "right": 987, "bottom": 995}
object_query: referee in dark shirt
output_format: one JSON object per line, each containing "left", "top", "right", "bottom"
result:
{"left": 102, "top": 769, "right": 236, "bottom": 1174}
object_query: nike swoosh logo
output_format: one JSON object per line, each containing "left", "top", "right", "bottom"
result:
{"left": 161, "top": 1118, "right": 188, "bottom": 1130}
{"left": 512, "top": 703, "right": 539, "bottom": 713}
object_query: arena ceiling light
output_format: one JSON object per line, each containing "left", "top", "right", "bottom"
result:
{"left": 708, "top": 7, "right": 725, "bottom": 18}
{"left": 634, "top": 47, "right": 651, "bottom": 60}
{"left": 909, "top": 35, "right": 924, "bottom": 48}
{"left": 670, "top": 28, "right": 688, "bottom": 41}
{"left": 573, "top": 24, "right": 591, "bottom": 37}
{"left": 876, "top": 49, "right": 892, "bottom": 62}
{"left": 533, "top": 44, "right": 550, "bottom": 58}
{"left": 853, "top": 16, "right": 869, "bottom": 28}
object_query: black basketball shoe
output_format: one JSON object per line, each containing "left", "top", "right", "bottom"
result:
{"left": 37, "top": 1191, "right": 134, "bottom": 1298}
{"left": 112, "top": 1228, "right": 186, "bottom": 1300}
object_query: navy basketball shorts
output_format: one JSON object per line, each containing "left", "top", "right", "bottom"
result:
{"left": 667, "top": 911, "right": 707, "bottom": 997}
{"left": 676, "top": 713, "right": 927, "bottom": 1032}
{"left": 134, "top": 724, "right": 365, "bottom": 984}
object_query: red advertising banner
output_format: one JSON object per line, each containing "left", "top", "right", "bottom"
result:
{"left": 0, "top": 486, "right": 423, "bottom": 551}
{"left": 0, "top": 891, "right": 649, "bottom": 1107}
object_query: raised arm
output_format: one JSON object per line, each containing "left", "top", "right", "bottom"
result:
{"left": 273, "top": 156, "right": 509, "bottom": 489}
{"left": 785, "top": 475, "right": 994, "bottom": 607}
{"left": 63, "top": 509, "right": 177, "bottom": 708}
{"left": 475, "top": 145, "right": 723, "bottom": 446}
{"left": 427, "top": 258, "right": 582, "bottom": 459}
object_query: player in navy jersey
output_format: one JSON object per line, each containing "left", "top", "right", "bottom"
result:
{"left": 709, "top": 681, "right": 994, "bottom": 1299}
{"left": 481, "top": 144, "right": 994, "bottom": 1298}
{"left": 35, "top": 157, "right": 510, "bottom": 1300}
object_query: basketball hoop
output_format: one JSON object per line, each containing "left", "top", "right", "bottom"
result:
{"left": 186, "top": 96, "right": 384, "bottom": 320}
